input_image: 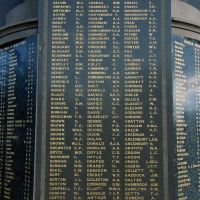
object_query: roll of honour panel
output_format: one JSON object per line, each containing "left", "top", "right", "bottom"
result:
{"left": 46, "top": 0, "right": 166, "bottom": 199}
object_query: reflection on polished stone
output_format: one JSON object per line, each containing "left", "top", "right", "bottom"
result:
{"left": 172, "top": 35, "right": 200, "bottom": 199}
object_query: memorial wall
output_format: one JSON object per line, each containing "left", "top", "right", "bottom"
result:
{"left": 1, "top": 0, "right": 200, "bottom": 199}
